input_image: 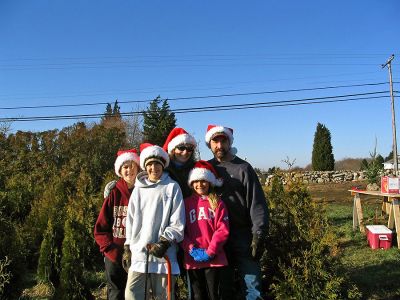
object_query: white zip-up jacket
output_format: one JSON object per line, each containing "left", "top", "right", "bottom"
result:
{"left": 125, "top": 171, "right": 185, "bottom": 274}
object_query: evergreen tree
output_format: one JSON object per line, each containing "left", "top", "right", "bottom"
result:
{"left": 385, "top": 150, "right": 393, "bottom": 162}
{"left": 142, "top": 96, "right": 176, "bottom": 146}
{"left": 102, "top": 103, "right": 113, "bottom": 122}
{"left": 376, "top": 154, "right": 384, "bottom": 167}
{"left": 35, "top": 177, "right": 67, "bottom": 286}
{"left": 360, "top": 159, "right": 369, "bottom": 171}
{"left": 311, "top": 123, "right": 335, "bottom": 171}
{"left": 102, "top": 101, "right": 124, "bottom": 129}
{"left": 37, "top": 218, "right": 63, "bottom": 285}
{"left": 365, "top": 146, "right": 384, "bottom": 184}
{"left": 112, "top": 100, "right": 121, "bottom": 118}
{"left": 264, "top": 174, "right": 361, "bottom": 299}
{"left": 58, "top": 168, "right": 96, "bottom": 300}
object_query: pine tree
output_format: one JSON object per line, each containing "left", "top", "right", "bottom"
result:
{"left": 35, "top": 177, "right": 67, "bottom": 287}
{"left": 112, "top": 100, "right": 121, "bottom": 118}
{"left": 101, "top": 101, "right": 124, "bottom": 130}
{"left": 385, "top": 150, "right": 393, "bottom": 162}
{"left": 58, "top": 168, "right": 96, "bottom": 299}
{"left": 142, "top": 96, "right": 176, "bottom": 146}
{"left": 264, "top": 174, "right": 361, "bottom": 299}
{"left": 311, "top": 123, "right": 335, "bottom": 171}
{"left": 360, "top": 159, "right": 369, "bottom": 171}
{"left": 102, "top": 103, "right": 113, "bottom": 122}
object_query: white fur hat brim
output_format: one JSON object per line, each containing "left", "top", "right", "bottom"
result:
{"left": 205, "top": 126, "right": 234, "bottom": 146}
{"left": 188, "top": 168, "right": 223, "bottom": 187}
{"left": 114, "top": 152, "right": 140, "bottom": 177}
{"left": 140, "top": 145, "right": 170, "bottom": 170}
{"left": 167, "top": 134, "right": 196, "bottom": 154}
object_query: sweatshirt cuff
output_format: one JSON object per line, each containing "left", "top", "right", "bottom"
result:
{"left": 206, "top": 247, "right": 216, "bottom": 257}
{"left": 101, "top": 242, "right": 113, "bottom": 253}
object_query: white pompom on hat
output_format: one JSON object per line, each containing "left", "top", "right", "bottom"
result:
{"left": 188, "top": 160, "right": 223, "bottom": 187}
{"left": 139, "top": 143, "right": 170, "bottom": 170}
{"left": 114, "top": 149, "right": 140, "bottom": 177}
{"left": 205, "top": 124, "right": 234, "bottom": 147}
{"left": 163, "top": 127, "right": 197, "bottom": 155}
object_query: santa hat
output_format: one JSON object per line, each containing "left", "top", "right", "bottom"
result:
{"left": 163, "top": 127, "right": 197, "bottom": 154}
{"left": 139, "top": 143, "right": 170, "bottom": 170}
{"left": 205, "top": 124, "right": 234, "bottom": 147}
{"left": 188, "top": 160, "right": 223, "bottom": 187}
{"left": 114, "top": 149, "right": 140, "bottom": 177}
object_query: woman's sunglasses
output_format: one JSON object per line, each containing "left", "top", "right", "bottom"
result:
{"left": 176, "top": 145, "right": 194, "bottom": 152}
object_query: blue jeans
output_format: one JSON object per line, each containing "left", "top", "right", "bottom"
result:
{"left": 223, "top": 229, "right": 263, "bottom": 300}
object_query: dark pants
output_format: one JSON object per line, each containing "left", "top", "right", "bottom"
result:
{"left": 188, "top": 267, "right": 230, "bottom": 300}
{"left": 105, "top": 256, "right": 127, "bottom": 300}
{"left": 223, "top": 229, "right": 263, "bottom": 300}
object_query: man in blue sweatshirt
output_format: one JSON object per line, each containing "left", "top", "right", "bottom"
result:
{"left": 205, "top": 125, "right": 269, "bottom": 300}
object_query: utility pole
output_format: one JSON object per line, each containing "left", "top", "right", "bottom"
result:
{"left": 382, "top": 54, "right": 397, "bottom": 175}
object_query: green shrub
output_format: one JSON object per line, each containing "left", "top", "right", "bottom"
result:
{"left": 0, "top": 257, "right": 11, "bottom": 297}
{"left": 263, "top": 174, "right": 361, "bottom": 299}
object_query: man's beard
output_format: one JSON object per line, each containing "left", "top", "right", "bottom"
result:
{"left": 214, "top": 148, "right": 228, "bottom": 159}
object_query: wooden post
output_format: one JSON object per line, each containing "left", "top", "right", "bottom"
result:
{"left": 353, "top": 193, "right": 365, "bottom": 233}
{"left": 390, "top": 199, "right": 400, "bottom": 248}
{"left": 353, "top": 194, "right": 358, "bottom": 231}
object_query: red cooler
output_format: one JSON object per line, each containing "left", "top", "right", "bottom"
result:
{"left": 366, "top": 225, "right": 392, "bottom": 250}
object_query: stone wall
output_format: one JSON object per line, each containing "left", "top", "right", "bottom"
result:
{"left": 264, "top": 170, "right": 367, "bottom": 186}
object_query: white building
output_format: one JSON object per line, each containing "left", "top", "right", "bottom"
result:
{"left": 383, "top": 157, "right": 400, "bottom": 170}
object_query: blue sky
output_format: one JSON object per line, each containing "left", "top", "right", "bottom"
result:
{"left": 0, "top": 1, "right": 399, "bottom": 169}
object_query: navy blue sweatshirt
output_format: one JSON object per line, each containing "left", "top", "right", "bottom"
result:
{"left": 209, "top": 156, "right": 269, "bottom": 237}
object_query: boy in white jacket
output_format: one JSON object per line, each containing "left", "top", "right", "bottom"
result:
{"left": 124, "top": 143, "right": 185, "bottom": 300}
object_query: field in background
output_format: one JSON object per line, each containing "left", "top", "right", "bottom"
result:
{"left": 308, "top": 181, "right": 400, "bottom": 299}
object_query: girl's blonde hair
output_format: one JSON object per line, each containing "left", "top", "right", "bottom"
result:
{"left": 207, "top": 190, "right": 220, "bottom": 211}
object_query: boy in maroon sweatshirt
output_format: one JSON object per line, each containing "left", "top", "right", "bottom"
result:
{"left": 94, "top": 149, "right": 140, "bottom": 300}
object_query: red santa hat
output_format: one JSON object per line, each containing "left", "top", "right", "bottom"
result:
{"left": 139, "top": 143, "right": 170, "bottom": 170}
{"left": 205, "top": 124, "right": 234, "bottom": 147}
{"left": 188, "top": 160, "right": 223, "bottom": 187}
{"left": 114, "top": 149, "right": 140, "bottom": 177}
{"left": 163, "top": 127, "right": 197, "bottom": 155}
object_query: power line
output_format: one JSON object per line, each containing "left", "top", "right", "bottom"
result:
{"left": 0, "top": 91, "right": 390, "bottom": 122}
{"left": 1, "top": 54, "right": 398, "bottom": 71}
{"left": 0, "top": 82, "right": 393, "bottom": 110}
{"left": 0, "top": 62, "right": 388, "bottom": 71}
{"left": 0, "top": 72, "right": 393, "bottom": 101}
{"left": 1, "top": 53, "right": 396, "bottom": 62}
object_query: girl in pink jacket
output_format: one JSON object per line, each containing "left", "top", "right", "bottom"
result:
{"left": 181, "top": 160, "right": 230, "bottom": 300}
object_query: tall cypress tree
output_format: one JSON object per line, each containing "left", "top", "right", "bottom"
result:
{"left": 102, "top": 103, "right": 113, "bottom": 122}
{"left": 112, "top": 100, "right": 121, "bottom": 118}
{"left": 58, "top": 168, "right": 96, "bottom": 300}
{"left": 311, "top": 123, "right": 335, "bottom": 171}
{"left": 142, "top": 96, "right": 176, "bottom": 146}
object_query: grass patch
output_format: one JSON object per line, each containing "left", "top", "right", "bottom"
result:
{"left": 309, "top": 182, "right": 400, "bottom": 299}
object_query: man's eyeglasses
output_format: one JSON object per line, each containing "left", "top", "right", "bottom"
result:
{"left": 176, "top": 145, "right": 194, "bottom": 152}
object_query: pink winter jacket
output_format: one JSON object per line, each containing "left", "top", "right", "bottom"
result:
{"left": 181, "top": 194, "right": 229, "bottom": 269}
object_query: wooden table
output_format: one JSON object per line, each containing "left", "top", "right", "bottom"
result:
{"left": 350, "top": 189, "right": 400, "bottom": 249}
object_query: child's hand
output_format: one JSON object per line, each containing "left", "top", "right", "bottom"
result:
{"left": 191, "top": 248, "right": 212, "bottom": 262}
{"left": 189, "top": 247, "right": 200, "bottom": 260}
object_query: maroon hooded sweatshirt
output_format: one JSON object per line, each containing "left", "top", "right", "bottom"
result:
{"left": 94, "top": 179, "right": 133, "bottom": 263}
